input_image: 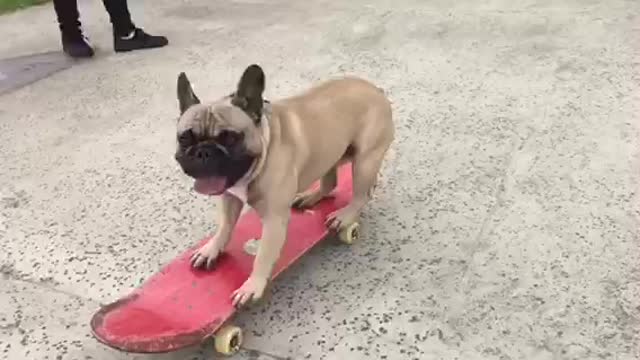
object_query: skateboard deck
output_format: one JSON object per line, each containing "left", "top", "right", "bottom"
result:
{"left": 90, "top": 164, "right": 355, "bottom": 353}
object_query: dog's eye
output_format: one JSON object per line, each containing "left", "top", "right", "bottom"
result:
{"left": 178, "top": 129, "right": 195, "bottom": 147}
{"left": 216, "top": 130, "right": 243, "bottom": 148}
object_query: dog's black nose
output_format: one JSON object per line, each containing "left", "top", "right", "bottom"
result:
{"left": 195, "top": 147, "right": 212, "bottom": 161}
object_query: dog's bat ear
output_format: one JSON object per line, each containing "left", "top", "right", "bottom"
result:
{"left": 232, "top": 64, "right": 265, "bottom": 124}
{"left": 177, "top": 72, "right": 201, "bottom": 115}
{"left": 236, "top": 64, "right": 265, "bottom": 98}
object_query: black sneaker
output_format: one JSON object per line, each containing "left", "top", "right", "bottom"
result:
{"left": 114, "top": 28, "right": 168, "bottom": 53}
{"left": 61, "top": 29, "right": 94, "bottom": 58}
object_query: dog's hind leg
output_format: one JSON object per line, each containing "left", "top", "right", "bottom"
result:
{"left": 292, "top": 166, "right": 337, "bottom": 209}
{"left": 325, "top": 147, "right": 387, "bottom": 231}
{"left": 326, "top": 111, "right": 393, "bottom": 232}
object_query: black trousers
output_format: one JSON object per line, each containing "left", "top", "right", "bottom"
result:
{"left": 53, "top": 0, "right": 135, "bottom": 36}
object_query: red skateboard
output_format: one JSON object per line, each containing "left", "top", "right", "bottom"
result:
{"left": 90, "top": 164, "right": 359, "bottom": 356}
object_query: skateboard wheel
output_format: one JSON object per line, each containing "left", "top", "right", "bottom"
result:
{"left": 214, "top": 325, "right": 243, "bottom": 356}
{"left": 338, "top": 222, "right": 360, "bottom": 244}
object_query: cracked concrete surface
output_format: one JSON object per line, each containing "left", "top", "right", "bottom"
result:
{"left": 1, "top": 0, "right": 639, "bottom": 359}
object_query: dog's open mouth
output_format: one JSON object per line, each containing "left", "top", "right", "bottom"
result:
{"left": 194, "top": 176, "right": 227, "bottom": 195}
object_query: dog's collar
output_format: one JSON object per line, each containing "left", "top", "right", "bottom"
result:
{"left": 224, "top": 101, "right": 271, "bottom": 203}
{"left": 250, "top": 101, "right": 271, "bottom": 180}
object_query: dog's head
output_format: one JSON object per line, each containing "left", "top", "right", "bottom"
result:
{"left": 174, "top": 64, "right": 266, "bottom": 195}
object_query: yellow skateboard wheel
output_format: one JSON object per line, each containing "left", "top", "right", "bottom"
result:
{"left": 214, "top": 325, "right": 243, "bottom": 355}
{"left": 338, "top": 222, "right": 360, "bottom": 244}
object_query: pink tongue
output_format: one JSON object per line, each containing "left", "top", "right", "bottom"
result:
{"left": 194, "top": 177, "right": 227, "bottom": 195}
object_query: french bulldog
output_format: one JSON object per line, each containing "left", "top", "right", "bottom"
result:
{"left": 174, "top": 64, "right": 394, "bottom": 307}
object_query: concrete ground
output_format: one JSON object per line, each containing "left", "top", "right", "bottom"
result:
{"left": 1, "top": 0, "right": 639, "bottom": 359}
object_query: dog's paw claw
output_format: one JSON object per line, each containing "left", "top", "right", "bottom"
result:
{"left": 325, "top": 208, "right": 357, "bottom": 233}
{"left": 325, "top": 212, "right": 340, "bottom": 231}
{"left": 291, "top": 197, "right": 305, "bottom": 209}
{"left": 191, "top": 241, "right": 221, "bottom": 270}
{"left": 292, "top": 191, "right": 332, "bottom": 210}
{"left": 292, "top": 194, "right": 315, "bottom": 209}
{"left": 231, "top": 277, "right": 267, "bottom": 307}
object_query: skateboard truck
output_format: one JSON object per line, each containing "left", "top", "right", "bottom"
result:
{"left": 243, "top": 238, "right": 260, "bottom": 256}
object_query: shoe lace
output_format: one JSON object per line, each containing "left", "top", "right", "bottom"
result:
{"left": 78, "top": 25, "right": 92, "bottom": 46}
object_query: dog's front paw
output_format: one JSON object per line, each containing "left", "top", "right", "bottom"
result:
{"left": 325, "top": 207, "right": 359, "bottom": 232}
{"left": 231, "top": 276, "right": 268, "bottom": 307}
{"left": 190, "top": 239, "right": 222, "bottom": 270}
{"left": 293, "top": 188, "right": 336, "bottom": 209}
{"left": 292, "top": 191, "right": 323, "bottom": 209}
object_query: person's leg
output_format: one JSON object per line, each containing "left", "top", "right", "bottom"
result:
{"left": 52, "top": 0, "right": 94, "bottom": 58}
{"left": 101, "top": 0, "right": 135, "bottom": 36}
{"left": 53, "top": 0, "right": 81, "bottom": 30}
{"left": 101, "top": 0, "right": 168, "bottom": 52}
